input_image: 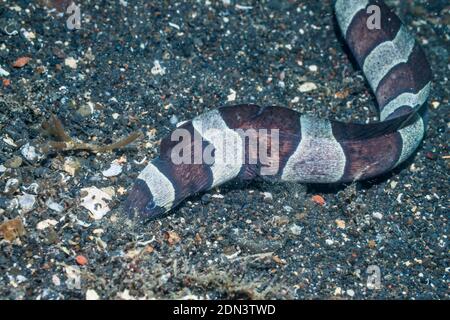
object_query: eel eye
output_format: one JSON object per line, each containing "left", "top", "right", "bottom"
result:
{"left": 145, "top": 201, "right": 157, "bottom": 211}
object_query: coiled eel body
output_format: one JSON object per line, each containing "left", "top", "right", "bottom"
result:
{"left": 125, "top": 0, "right": 432, "bottom": 220}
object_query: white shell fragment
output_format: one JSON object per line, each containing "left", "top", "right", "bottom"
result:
{"left": 65, "top": 265, "right": 81, "bottom": 290}
{"left": 0, "top": 65, "right": 10, "bottom": 77}
{"left": 170, "top": 114, "right": 179, "bottom": 125}
{"left": 64, "top": 57, "right": 78, "bottom": 69}
{"left": 63, "top": 157, "right": 81, "bottom": 176}
{"left": 18, "top": 193, "right": 36, "bottom": 213}
{"left": 4, "top": 178, "right": 19, "bottom": 194}
{"left": 151, "top": 60, "right": 166, "bottom": 75}
{"left": 86, "top": 289, "right": 100, "bottom": 300}
{"left": 80, "top": 187, "right": 112, "bottom": 220}
{"left": 372, "top": 212, "right": 383, "bottom": 220}
{"left": 52, "top": 275, "right": 61, "bottom": 286}
{"left": 36, "top": 219, "right": 58, "bottom": 230}
{"left": 20, "top": 143, "right": 42, "bottom": 162}
{"left": 46, "top": 199, "right": 64, "bottom": 213}
{"left": 227, "top": 88, "right": 237, "bottom": 102}
{"left": 102, "top": 160, "right": 123, "bottom": 177}
{"left": 262, "top": 192, "right": 273, "bottom": 201}
{"left": 289, "top": 224, "right": 302, "bottom": 236}
{"left": 298, "top": 82, "right": 318, "bottom": 92}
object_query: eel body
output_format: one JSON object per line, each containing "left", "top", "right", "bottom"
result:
{"left": 125, "top": 0, "right": 432, "bottom": 219}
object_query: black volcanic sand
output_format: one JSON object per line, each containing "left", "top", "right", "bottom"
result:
{"left": 0, "top": 0, "right": 448, "bottom": 299}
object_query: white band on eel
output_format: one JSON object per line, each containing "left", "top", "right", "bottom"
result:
{"left": 380, "top": 82, "right": 431, "bottom": 121}
{"left": 138, "top": 162, "right": 176, "bottom": 210}
{"left": 335, "top": 0, "right": 369, "bottom": 37}
{"left": 282, "top": 115, "right": 346, "bottom": 183}
{"left": 395, "top": 116, "right": 425, "bottom": 167}
{"left": 192, "top": 109, "right": 244, "bottom": 188}
{"left": 363, "top": 25, "right": 416, "bottom": 92}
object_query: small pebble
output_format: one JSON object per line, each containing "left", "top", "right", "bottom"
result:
{"left": 20, "top": 143, "right": 42, "bottom": 162}
{"left": 64, "top": 57, "right": 78, "bottom": 69}
{"left": 425, "top": 151, "right": 437, "bottom": 160}
{"left": 0, "top": 197, "right": 10, "bottom": 209}
{"left": 52, "top": 275, "right": 61, "bottom": 286}
{"left": 22, "top": 30, "right": 36, "bottom": 42}
{"left": 289, "top": 224, "right": 302, "bottom": 236}
{"left": 86, "top": 289, "right": 100, "bottom": 300}
{"left": 346, "top": 289, "right": 355, "bottom": 297}
{"left": 164, "top": 231, "right": 181, "bottom": 245}
{"left": 75, "top": 255, "right": 88, "bottom": 266}
{"left": 36, "top": 219, "right": 58, "bottom": 230}
{"left": 151, "top": 60, "right": 165, "bottom": 75}
{"left": 63, "top": 157, "right": 81, "bottom": 176}
{"left": 0, "top": 65, "right": 10, "bottom": 77}
{"left": 102, "top": 161, "right": 123, "bottom": 177}
{"left": 4, "top": 178, "right": 19, "bottom": 194}
{"left": 372, "top": 212, "right": 383, "bottom": 220}
{"left": 298, "top": 82, "right": 317, "bottom": 92}
{"left": 311, "top": 195, "right": 325, "bottom": 206}
{"left": 227, "top": 88, "right": 237, "bottom": 102}
{"left": 5, "top": 156, "right": 23, "bottom": 168}
{"left": 12, "top": 56, "right": 31, "bottom": 68}
{"left": 77, "top": 102, "right": 94, "bottom": 117}
{"left": 262, "top": 192, "right": 273, "bottom": 202}
{"left": 18, "top": 193, "right": 36, "bottom": 213}
{"left": 308, "top": 65, "right": 318, "bottom": 72}
{"left": 170, "top": 114, "right": 179, "bottom": 125}
{"left": 46, "top": 199, "right": 64, "bottom": 213}
{"left": 0, "top": 218, "right": 25, "bottom": 241}
{"left": 335, "top": 219, "right": 345, "bottom": 229}
{"left": 65, "top": 266, "right": 81, "bottom": 290}
{"left": 431, "top": 101, "right": 440, "bottom": 109}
